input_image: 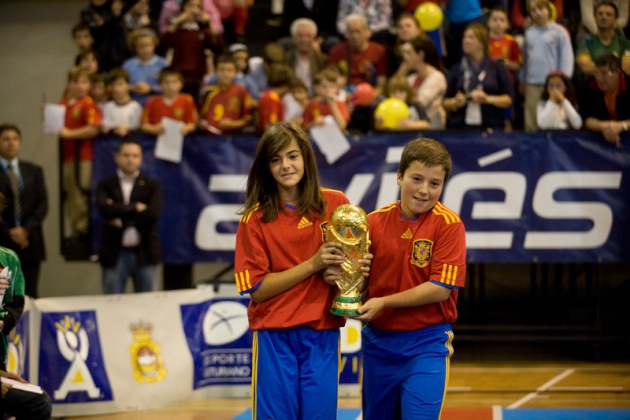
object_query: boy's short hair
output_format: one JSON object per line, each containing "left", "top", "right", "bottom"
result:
{"left": 116, "top": 138, "right": 143, "bottom": 153}
{"left": 266, "top": 64, "right": 294, "bottom": 88}
{"left": 289, "top": 77, "right": 308, "bottom": 91}
{"left": 262, "top": 42, "right": 286, "bottom": 65}
{"left": 90, "top": 72, "right": 106, "bottom": 86}
{"left": 67, "top": 66, "right": 92, "bottom": 82}
{"left": 108, "top": 68, "right": 130, "bottom": 84}
{"left": 158, "top": 67, "right": 184, "bottom": 83}
{"left": 386, "top": 76, "right": 414, "bottom": 103}
{"left": 313, "top": 69, "right": 337, "bottom": 86}
{"left": 216, "top": 54, "right": 237, "bottom": 68}
{"left": 527, "top": 0, "right": 552, "bottom": 17}
{"left": 398, "top": 138, "right": 452, "bottom": 183}
{"left": 595, "top": 53, "right": 621, "bottom": 71}
{"left": 74, "top": 48, "right": 100, "bottom": 67}
{"left": 0, "top": 123, "right": 21, "bottom": 138}
{"left": 489, "top": 6, "right": 509, "bottom": 22}
{"left": 71, "top": 22, "right": 92, "bottom": 38}
{"left": 127, "top": 27, "right": 158, "bottom": 51}
{"left": 594, "top": 1, "right": 619, "bottom": 18}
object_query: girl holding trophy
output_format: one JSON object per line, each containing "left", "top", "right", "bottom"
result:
{"left": 234, "top": 122, "right": 354, "bottom": 420}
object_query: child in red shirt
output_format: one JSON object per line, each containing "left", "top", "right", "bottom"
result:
{"left": 199, "top": 55, "right": 252, "bottom": 134}
{"left": 256, "top": 63, "right": 293, "bottom": 133}
{"left": 141, "top": 68, "right": 198, "bottom": 136}
{"left": 302, "top": 70, "right": 350, "bottom": 131}
{"left": 58, "top": 67, "right": 102, "bottom": 239}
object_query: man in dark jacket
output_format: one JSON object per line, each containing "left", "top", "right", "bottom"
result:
{"left": 96, "top": 138, "right": 163, "bottom": 294}
{"left": 0, "top": 124, "right": 47, "bottom": 298}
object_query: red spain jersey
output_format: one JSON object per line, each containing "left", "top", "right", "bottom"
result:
{"left": 302, "top": 99, "right": 350, "bottom": 127}
{"left": 489, "top": 34, "right": 523, "bottom": 67}
{"left": 326, "top": 41, "right": 388, "bottom": 86}
{"left": 141, "top": 93, "right": 198, "bottom": 125}
{"left": 200, "top": 83, "right": 253, "bottom": 133}
{"left": 367, "top": 201, "right": 466, "bottom": 331}
{"left": 59, "top": 95, "right": 102, "bottom": 162}
{"left": 257, "top": 90, "right": 284, "bottom": 132}
{"left": 234, "top": 189, "right": 350, "bottom": 331}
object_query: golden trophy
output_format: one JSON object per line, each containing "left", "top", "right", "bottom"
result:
{"left": 326, "top": 204, "right": 370, "bottom": 316}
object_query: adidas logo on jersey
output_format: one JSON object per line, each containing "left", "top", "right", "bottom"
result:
{"left": 297, "top": 217, "right": 313, "bottom": 229}
{"left": 401, "top": 228, "right": 413, "bottom": 239}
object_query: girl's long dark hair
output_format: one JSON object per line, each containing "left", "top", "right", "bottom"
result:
{"left": 240, "top": 122, "right": 326, "bottom": 222}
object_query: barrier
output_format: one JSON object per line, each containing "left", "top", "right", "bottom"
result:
{"left": 92, "top": 131, "right": 630, "bottom": 263}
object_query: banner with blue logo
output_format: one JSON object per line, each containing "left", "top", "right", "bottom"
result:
{"left": 39, "top": 310, "right": 113, "bottom": 404}
{"left": 92, "top": 131, "right": 630, "bottom": 263}
{"left": 181, "top": 297, "right": 252, "bottom": 388}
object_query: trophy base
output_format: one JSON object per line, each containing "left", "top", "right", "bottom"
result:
{"left": 330, "top": 295, "right": 362, "bottom": 317}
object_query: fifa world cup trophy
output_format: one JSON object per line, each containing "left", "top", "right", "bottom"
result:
{"left": 326, "top": 204, "right": 370, "bottom": 316}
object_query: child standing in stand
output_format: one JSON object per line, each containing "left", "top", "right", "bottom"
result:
{"left": 302, "top": 70, "right": 350, "bottom": 131}
{"left": 102, "top": 68, "right": 143, "bottom": 136}
{"left": 536, "top": 71, "right": 582, "bottom": 130}
{"left": 234, "top": 122, "right": 353, "bottom": 420}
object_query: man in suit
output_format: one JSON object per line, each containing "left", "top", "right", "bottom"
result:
{"left": 0, "top": 124, "right": 48, "bottom": 299}
{"left": 95, "top": 138, "right": 163, "bottom": 294}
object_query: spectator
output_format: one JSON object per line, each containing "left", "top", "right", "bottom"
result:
{"left": 102, "top": 68, "right": 143, "bottom": 137}
{"left": 89, "top": 72, "right": 109, "bottom": 111}
{"left": 390, "top": 12, "right": 440, "bottom": 78}
{"left": 199, "top": 55, "right": 253, "bottom": 135}
{"left": 326, "top": 14, "right": 388, "bottom": 97}
{"left": 302, "top": 69, "right": 350, "bottom": 131}
{"left": 158, "top": 0, "right": 224, "bottom": 36}
{"left": 0, "top": 368, "right": 52, "bottom": 420}
{"left": 580, "top": 0, "right": 628, "bottom": 37}
{"left": 71, "top": 22, "right": 95, "bottom": 54}
{"left": 280, "top": 0, "right": 340, "bottom": 47}
{"left": 536, "top": 70, "right": 582, "bottom": 129}
{"left": 282, "top": 77, "right": 310, "bottom": 125}
{"left": 75, "top": 48, "right": 101, "bottom": 76}
{"left": 122, "top": 0, "right": 158, "bottom": 33}
{"left": 161, "top": 0, "right": 224, "bottom": 97}
{"left": 80, "top": 0, "right": 112, "bottom": 32}
{"left": 443, "top": 23, "right": 513, "bottom": 130}
{"left": 284, "top": 18, "right": 327, "bottom": 96}
{"left": 576, "top": 0, "right": 630, "bottom": 78}
{"left": 487, "top": 6, "right": 522, "bottom": 80}
{"left": 375, "top": 76, "right": 430, "bottom": 131}
{"left": 58, "top": 67, "right": 102, "bottom": 241}
{"left": 257, "top": 64, "right": 293, "bottom": 132}
{"left": 122, "top": 28, "right": 169, "bottom": 106}
{"left": 201, "top": 43, "right": 260, "bottom": 103}
{"left": 511, "top": 0, "right": 564, "bottom": 34}
{"left": 519, "top": 0, "right": 574, "bottom": 131}
{"left": 0, "top": 125, "right": 48, "bottom": 299}
{"left": 94, "top": 0, "right": 133, "bottom": 71}
{"left": 248, "top": 42, "right": 287, "bottom": 99}
{"left": 213, "top": 0, "right": 249, "bottom": 42}
{"left": 336, "top": 0, "right": 393, "bottom": 46}
{"left": 401, "top": 37, "right": 447, "bottom": 130}
{"left": 579, "top": 54, "right": 630, "bottom": 147}
{"left": 141, "top": 68, "right": 198, "bottom": 136}
{"left": 96, "top": 139, "right": 163, "bottom": 294}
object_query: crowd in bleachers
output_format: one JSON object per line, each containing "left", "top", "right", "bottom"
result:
{"left": 56, "top": 0, "right": 629, "bottom": 256}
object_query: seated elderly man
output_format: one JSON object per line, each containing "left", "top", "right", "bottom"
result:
{"left": 284, "top": 18, "right": 327, "bottom": 96}
{"left": 579, "top": 54, "right": 630, "bottom": 147}
{"left": 326, "top": 13, "right": 388, "bottom": 97}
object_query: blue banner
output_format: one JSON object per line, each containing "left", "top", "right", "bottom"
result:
{"left": 92, "top": 131, "right": 630, "bottom": 263}
{"left": 39, "top": 311, "right": 113, "bottom": 404}
{"left": 180, "top": 298, "right": 253, "bottom": 387}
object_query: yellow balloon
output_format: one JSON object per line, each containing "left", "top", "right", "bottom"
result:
{"left": 414, "top": 2, "right": 443, "bottom": 32}
{"left": 549, "top": 2, "right": 557, "bottom": 21}
{"left": 375, "top": 98, "right": 409, "bottom": 130}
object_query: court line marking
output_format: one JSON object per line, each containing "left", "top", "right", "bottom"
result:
{"left": 549, "top": 386, "right": 624, "bottom": 392}
{"left": 492, "top": 405, "right": 503, "bottom": 420}
{"left": 507, "top": 368, "right": 575, "bottom": 409}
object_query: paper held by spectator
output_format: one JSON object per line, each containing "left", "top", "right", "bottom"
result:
{"left": 1, "top": 377, "right": 43, "bottom": 394}
{"left": 309, "top": 115, "right": 351, "bottom": 164}
{"left": 283, "top": 94, "right": 304, "bottom": 123}
{"left": 43, "top": 104, "right": 66, "bottom": 134}
{"left": 155, "top": 117, "right": 184, "bottom": 163}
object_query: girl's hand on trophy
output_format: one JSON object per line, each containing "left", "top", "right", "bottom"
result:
{"left": 323, "top": 266, "right": 342, "bottom": 285}
{"left": 314, "top": 243, "right": 346, "bottom": 270}
{"left": 359, "top": 253, "right": 373, "bottom": 278}
{"left": 354, "top": 298, "right": 385, "bottom": 321}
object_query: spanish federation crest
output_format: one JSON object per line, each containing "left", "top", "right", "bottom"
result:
{"left": 130, "top": 321, "right": 166, "bottom": 383}
{"left": 411, "top": 239, "right": 433, "bottom": 268}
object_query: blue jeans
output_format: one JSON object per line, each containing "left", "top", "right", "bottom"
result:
{"left": 102, "top": 249, "right": 158, "bottom": 294}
